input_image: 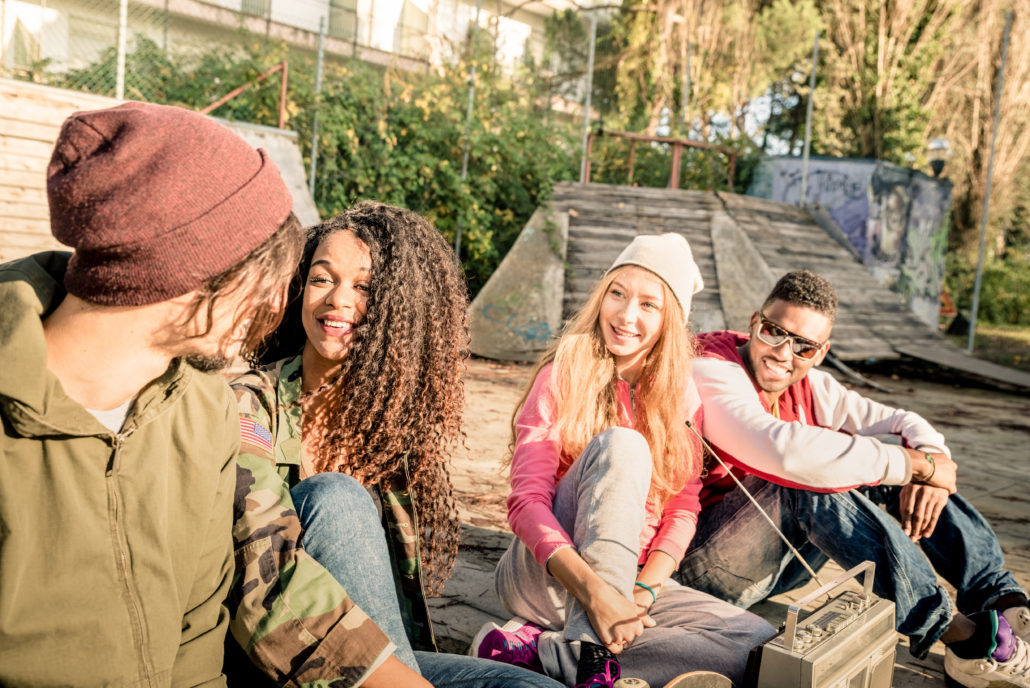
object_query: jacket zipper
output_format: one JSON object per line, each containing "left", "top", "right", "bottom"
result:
{"left": 107, "top": 431, "right": 156, "bottom": 686}
{"left": 402, "top": 458, "right": 439, "bottom": 651}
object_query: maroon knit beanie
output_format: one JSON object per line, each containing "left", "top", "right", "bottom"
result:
{"left": 47, "top": 101, "right": 293, "bottom": 306}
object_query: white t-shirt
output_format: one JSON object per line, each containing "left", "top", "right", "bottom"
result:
{"left": 85, "top": 398, "right": 133, "bottom": 434}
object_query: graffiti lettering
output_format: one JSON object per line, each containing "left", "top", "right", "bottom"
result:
{"left": 778, "top": 168, "right": 866, "bottom": 201}
{"left": 748, "top": 158, "right": 952, "bottom": 328}
{"left": 482, "top": 305, "right": 554, "bottom": 343}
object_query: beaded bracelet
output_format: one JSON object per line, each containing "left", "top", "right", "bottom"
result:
{"left": 634, "top": 581, "right": 657, "bottom": 604}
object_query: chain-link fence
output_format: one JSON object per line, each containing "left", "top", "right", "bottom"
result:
{"left": 1, "top": 0, "right": 434, "bottom": 100}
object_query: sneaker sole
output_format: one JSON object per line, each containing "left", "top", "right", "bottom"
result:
{"left": 469, "top": 616, "right": 532, "bottom": 658}
{"left": 663, "top": 671, "right": 733, "bottom": 688}
{"left": 944, "top": 670, "right": 1018, "bottom": 688}
{"left": 611, "top": 673, "right": 734, "bottom": 688}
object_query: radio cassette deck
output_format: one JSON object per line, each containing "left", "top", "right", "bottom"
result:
{"left": 746, "top": 562, "right": 897, "bottom": 688}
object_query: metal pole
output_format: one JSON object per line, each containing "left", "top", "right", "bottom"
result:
{"left": 115, "top": 0, "right": 127, "bottom": 99}
{"left": 309, "top": 17, "right": 326, "bottom": 198}
{"left": 277, "top": 60, "right": 288, "bottom": 129}
{"left": 681, "top": 40, "right": 692, "bottom": 129}
{"left": 579, "top": 8, "right": 598, "bottom": 183}
{"left": 454, "top": 0, "right": 483, "bottom": 259}
{"left": 799, "top": 30, "right": 819, "bottom": 206}
{"left": 0, "top": 0, "right": 7, "bottom": 68}
{"left": 968, "top": 11, "right": 1012, "bottom": 353}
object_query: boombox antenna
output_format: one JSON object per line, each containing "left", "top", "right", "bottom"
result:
{"left": 685, "top": 420, "right": 829, "bottom": 594}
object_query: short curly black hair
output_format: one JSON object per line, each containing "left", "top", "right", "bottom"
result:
{"left": 762, "top": 269, "right": 838, "bottom": 320}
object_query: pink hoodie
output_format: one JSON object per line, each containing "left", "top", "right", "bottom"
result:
{"left": 506, "top": 363, "right": 704, "bottom": 568}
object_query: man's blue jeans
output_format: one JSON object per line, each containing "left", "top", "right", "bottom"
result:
{"left": 293, "top": 473, "right": 563, "bottom": 687}
{"left": 675, "top": 476, "right": 1026, "bottom": 659}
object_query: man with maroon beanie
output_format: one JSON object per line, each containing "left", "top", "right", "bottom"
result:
{"left": 0, "top": 101, "right": 303, "bottom": 686}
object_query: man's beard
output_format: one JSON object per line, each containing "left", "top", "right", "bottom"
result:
{"left": 184, "top": 353, "right": 232, "bottom": 373}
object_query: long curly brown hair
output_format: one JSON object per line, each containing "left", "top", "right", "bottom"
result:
{"left": 260, "top": 201, "right": 468, "bottom": 593}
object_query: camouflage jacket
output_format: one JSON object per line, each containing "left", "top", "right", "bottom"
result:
{"left": 227, "top": 356, "right": 435, "bottom": 688}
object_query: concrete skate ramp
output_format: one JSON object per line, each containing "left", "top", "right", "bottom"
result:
{"left": 0, "top": 78, "right": 319, "bottom": 264}
{"left": 217, "top": 120, "right": 320, "bottom": 227}
{"left": 470, "top": 182, "right": 1030, "bottom": 391}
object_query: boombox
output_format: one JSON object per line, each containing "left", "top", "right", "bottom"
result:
{"left": 675, "top": 422, "right": 899, "bottom": 688}
{"left": 612, "top": 563, "right": 897, "bottom": 688}
{"left": 745, "top": 562, "right": 897, "bottom": 688}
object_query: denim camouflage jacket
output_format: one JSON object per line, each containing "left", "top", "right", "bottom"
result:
{"left": 227, "top": 355, "right": 435, "bottom": 687}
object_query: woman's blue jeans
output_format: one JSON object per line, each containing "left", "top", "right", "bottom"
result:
{"left": 292, "top": 473, "right": 563, "bottom": 687}
{"left": 676, "top": 475, "right": 1026, "bottom": 659}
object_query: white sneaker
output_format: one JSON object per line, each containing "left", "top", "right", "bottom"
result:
{"left": 1005, "top": 607, "right": 1030, "bottom": 643}
{"left": 944, "top": 634, "right": 1030, "bottom": 688}
{"left": 659, "top": 672, "right": 733, "bottom": 688}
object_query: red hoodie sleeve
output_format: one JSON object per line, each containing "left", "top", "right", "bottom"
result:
{"left": 506, "top": 364, "right": 577, "bottom": 567}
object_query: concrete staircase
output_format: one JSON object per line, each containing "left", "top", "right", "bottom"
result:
{"left": 470, "top": 182, "right": 1030, "bottom": 391}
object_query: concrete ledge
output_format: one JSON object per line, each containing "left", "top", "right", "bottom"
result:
{"left": 469, "top": 205, "right": 568, "bottom": 362}
{"left": 710, "top": 210, "right": 776, "bottom": 331}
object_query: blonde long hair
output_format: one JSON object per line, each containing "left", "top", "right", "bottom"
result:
{"left": 510, "top": 266, "right": 701, "bottom": 505}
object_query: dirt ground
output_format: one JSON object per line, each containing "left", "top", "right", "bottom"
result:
{"left": 440, "top": 356, "right": 1030, "bottom": 687}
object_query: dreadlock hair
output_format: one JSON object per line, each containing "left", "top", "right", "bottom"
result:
{"left": 762, "top": 269, "right": 839, "bottom": 320}
{"left": 508, "top": 266, "right": 702, "bottom": 507}
{"left": 260, "top": 201, "right": 467, "bottom": 594}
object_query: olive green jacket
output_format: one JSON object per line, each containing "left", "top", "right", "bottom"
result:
{"left": 227, "top": 356, "right": 435, "bottom": 688}
{"left": 0, "top": 253, "right": 236, "bottom": 687}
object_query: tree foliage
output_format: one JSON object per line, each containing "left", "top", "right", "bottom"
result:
{"left": 28, "top": 0, "right": 1030, "bottom": 318}
{"left": 608, "top": 0, "right": 820, "bottom": 136}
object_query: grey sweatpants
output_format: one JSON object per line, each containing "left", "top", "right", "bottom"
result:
{"left": 495, "top": 428, "right": 775, "bottom": 687}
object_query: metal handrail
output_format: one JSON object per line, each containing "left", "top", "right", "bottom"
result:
{"left": 200, "top": 60, "right": 289, "bottom": 129}
{"left": 584, "top": 128, "right": 737, "bottom": 191}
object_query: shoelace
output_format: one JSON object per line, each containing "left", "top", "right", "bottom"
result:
{"left": 504, "top": 637, "right": 538, "bottom": 664}
{"left": 577, "top": 659, "right": 620, "bottom": 688}
{"left": 998, "top": 637, "right": 1030, "bottom": 679}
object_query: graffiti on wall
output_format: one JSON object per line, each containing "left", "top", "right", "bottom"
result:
{"left": 747, "top": 157, "right": 952, "bottom": 328}
{"left": 482, "top": 304, "right": 554, "bottom": 343}
{"left": 897, "top": 174, "right": 952, "bottom": 326}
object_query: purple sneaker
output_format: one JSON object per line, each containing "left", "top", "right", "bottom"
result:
{"left": 471, "top": 617, "right": 545, "bottom": 673}
{"left": 945, "top": 610, "right": 1030, "bottom": 688}
{"left": 575, "top": 642, "right": 621, "bottom": 688}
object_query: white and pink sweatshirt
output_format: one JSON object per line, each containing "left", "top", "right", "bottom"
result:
{"left": 506, "top": 363, "right": 705, "bottom": 570}
{"left": 694, "top": 331, "right": 950, "bottom": 507}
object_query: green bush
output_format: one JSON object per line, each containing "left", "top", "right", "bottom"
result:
{"left": 42, "top": 35, "right": 578, "bottom": 296}
{"left": 946, "top": 252, "right": 1030, "bottom": 326}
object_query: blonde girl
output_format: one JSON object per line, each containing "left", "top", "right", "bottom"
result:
{"left": 473, "top": 234, "right": 773, "bottom": 688}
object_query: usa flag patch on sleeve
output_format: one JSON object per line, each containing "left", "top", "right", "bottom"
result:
{"left": 240, "top": 418, "right": 274, "bottom": 452}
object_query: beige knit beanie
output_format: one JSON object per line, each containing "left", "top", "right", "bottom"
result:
{"left": 606, "top": 233, "right": 704, "bottom": 324}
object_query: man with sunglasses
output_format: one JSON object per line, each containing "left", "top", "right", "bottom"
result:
{"left": 675, "top": 270, "right": 1030, "bottom": 688}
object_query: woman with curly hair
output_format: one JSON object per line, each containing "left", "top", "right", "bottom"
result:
{"left": 471, "top": 234, "right": 774, "bottom": 688}
{"left": 225, "top": 201, "right": 561, "bottom": 688}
